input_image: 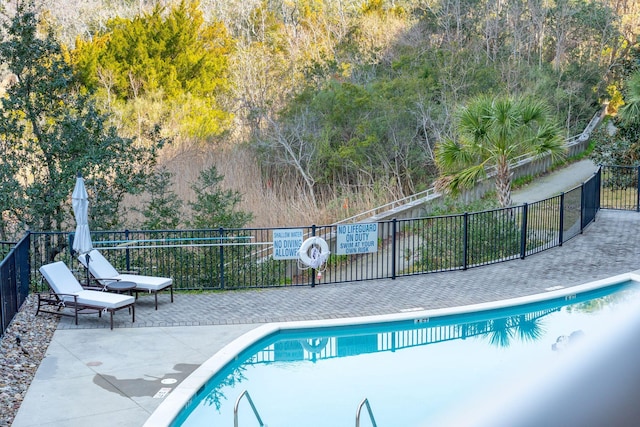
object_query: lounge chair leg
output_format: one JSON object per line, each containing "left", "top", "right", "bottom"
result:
{"left": 170, "top": 286, "right": 174, "bottom": 303}
{"left": 132, "top": 304, "right": 135, "bottom": 323}
{"left": 110, "top": 311, "right": 114, "bottom": 330}
{"left": 155, "top": 292, "right": 158, "bottom": 310}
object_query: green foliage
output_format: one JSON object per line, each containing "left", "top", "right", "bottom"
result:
{"left": 0, "top": 2, "right": 159, "bottom": 242}
{"left": 72, "top": 0, "right": 234, "bottom": 139}
{"left": 188, "top": 165, "right": 253, "bottom": 229}
{"left": 591, "top": 62, "right": 640, "bottom": 166}
{"left": 266, "top": 71, "right": 441, "bottom": 198}
{"left": 511, "top": 174, "right": 535, "bottom": 190}
{"left": 75, "top": 0, "right": 233, "bottom": 100}
{"left": 254, "top": 0, "right": 619, "bottom": 209}
{"left": 427, "top": 195, "right": 501, "bottom": 216}
{"left": 590, "top": 123, "right": 640, "bottom": 166}
{"left": 606, "top": 83, "right": 624, "bottom": 114}
{"left": 3, "top": 0, "right": 629, "bottom": 231}
{"left": 466, "top": 210, "right": 522, "bottom": 264}
{"left": 437, "top": 95, "right": 565, "bottom": 207}
{"left": 619, "top": 71, "right": 640, "bottom": 125}
{"left": 136, "top": 167, "right": 183, "bottom": 229}
{"left": 416, "top": 209, "right": 522, "bottom": 272}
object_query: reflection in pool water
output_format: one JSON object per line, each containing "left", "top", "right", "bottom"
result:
{"left": 173, "top": 281, "right": 640, "bottom": 427}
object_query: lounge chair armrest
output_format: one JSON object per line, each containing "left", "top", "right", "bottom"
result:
{"left": 37, "top": 291, "right": 78, "bottom": 301}
{"left": 81, "top": 276, "right": 112, "bottom": 289}
{"left": 37, "top": 291, "right": 58, "bottom": 299}
{"left": 49, "top": 292, "right": 78, "bottom": 298}
{"left": 92, "top": 277, "right": 121, "bottom": 282}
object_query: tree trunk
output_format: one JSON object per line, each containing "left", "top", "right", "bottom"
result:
{"left": 495, "top": 159, "right": 512, "bottom": 208}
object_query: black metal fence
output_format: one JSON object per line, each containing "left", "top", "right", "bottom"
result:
{"left": 0, "top": 234, "right": 30, "bottom": 336}
{"left": 1, "top": 241, "right": 15, "bottom": 259}
{"left": 600, "top": 165, "right": 639, "bottom": 211}
{"left": 25, "top": 168, "right": 601, "bottom": 292}
{"left": 0, "top": 164, "right": 638, "bottom": 337}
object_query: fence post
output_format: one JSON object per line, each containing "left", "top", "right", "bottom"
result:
{"left": 219, "top": 227, "right": 225, "bottom": 290}
{"left": 124, "top": 229, "right": 131, "bottom": 271}
{"left": 18, "top": 230, "right": 32, "bottom": 299}
{"left": 463, "top": 212, "right": 468, "bottom": 270}
{"left": 311, "top": 225, "right": 317, "bottom": 288}
{"left": 520, "top": 203, "right": 528, "bottom": 259}
{"left": 391, "top": 219, "right": 397, "bottom": 280}
{"left": 18, "top": 232, "right": 30, "bottom": 301}
{"left": 637, "top": 166, "right": 640, "bottom": 212}
{"left": 594, "top": 167, "right": 600, "bottom": 214}
{"left": 559, "top": 193, "right": 564, "bottom": 247}
{"left": 580, "top": 183, "right": 585, "bottom": 234}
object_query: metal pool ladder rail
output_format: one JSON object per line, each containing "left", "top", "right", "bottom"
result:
{"left": 234, "top": 390, "right": 265, "bottom": 427}
{"left": 233, "top": 390, "right": 377, "bottom": 427}
{"left": 356, "top": 397, "right": 378, "bottom": 427}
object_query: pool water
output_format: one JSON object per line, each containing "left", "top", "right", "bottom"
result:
{"left": 173, "top": 281, "right": 640, "bottom": 427}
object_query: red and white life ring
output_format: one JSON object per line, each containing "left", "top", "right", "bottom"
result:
{"left": 298, "top": 237, "right": 330, "bottom": 269}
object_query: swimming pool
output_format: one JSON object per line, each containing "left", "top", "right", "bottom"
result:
{"left": 146, "top": 272, "right": 640, "bottom": 427}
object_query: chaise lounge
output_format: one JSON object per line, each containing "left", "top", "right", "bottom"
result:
{"left": 79, "top": 249, "right": 173, "bottom": 310}
{"left": 38, "top": 261, "right": 135, "bottom": 329}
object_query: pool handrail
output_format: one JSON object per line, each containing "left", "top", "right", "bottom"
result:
{"left": 233, "top": 389, "right": 265, "bottom": 427}
{"left": 356, "top": 397, "right": 378, "bottom": 427}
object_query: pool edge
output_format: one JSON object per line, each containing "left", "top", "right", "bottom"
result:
{"left": 143, "top": 270, "right": 640, "bottom": 427}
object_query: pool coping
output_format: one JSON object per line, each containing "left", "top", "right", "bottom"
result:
{"left": 144, "top": 269, "right": 640, "bottom": 426}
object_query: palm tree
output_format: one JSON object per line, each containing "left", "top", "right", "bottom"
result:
{"left": 618, "top": 71, "right": 640, "bottom": 125}
{"left": 436, "top": 95, "right": 565, "bottom": 207}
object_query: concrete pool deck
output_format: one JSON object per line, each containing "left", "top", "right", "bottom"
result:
{"left": 13, "top": 160, "right": 640, "bottom": 427}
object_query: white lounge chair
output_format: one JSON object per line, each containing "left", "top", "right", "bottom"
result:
{"left": 79, "top": 249, "right": 174, "bottom": 310}
{"left": 38, "top": 261, "right": 135, "bottom": 329}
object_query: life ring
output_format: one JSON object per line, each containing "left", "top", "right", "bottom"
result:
{"left": 298, "top": 236, "right": 330, "bottom": 269}
{"left": 300, "top": 337, "right": 329, "bottom": 353}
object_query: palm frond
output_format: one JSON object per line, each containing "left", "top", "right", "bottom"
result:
{"left": 449, "top": 164, "right": 486, "bottom": 190}
{"left": 533, "top": 122, "right": 566, "bottom": 161}
{"left": 620, "top": 71, "right": 640, "bottom": 124}
{"left": 441, "top": 94, "right": 562, "bottom": 207}
{"left": 436, "top": 138, "right": 478, "bottom": 171}
{"left": 518, "top": 98, "right": 548, "bottom": 124}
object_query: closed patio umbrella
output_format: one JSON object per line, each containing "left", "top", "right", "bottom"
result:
{"left": 72, "top": 173, "right": 93, "bottom": 284}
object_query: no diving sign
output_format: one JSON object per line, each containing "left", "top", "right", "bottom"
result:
{"left": 336, "top": 223, "right": 378, "bottom": 255}
{"left": 273, "top": 228, "right": 304, "bottom": 260}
